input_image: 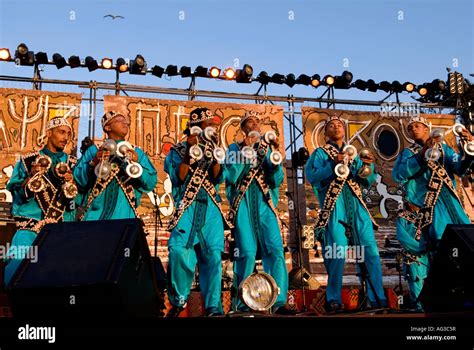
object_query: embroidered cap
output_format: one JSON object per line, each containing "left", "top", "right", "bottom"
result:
{"left": 407, "top": 115, "right": 430, "bottom": 129}
{"left": 188, "top": 108, "right": 214, "bottom": 127}
{"left": 45, "top": 117, "right": 72, "bottom": 131}
{"left": 101, "top": 111, "right": 125, "bottom": 129}
{"left": 240, "top": 111, "right": 260, "bottom": 128}
{"left": 324, "top": 115, "right": 346, "bottom": 130}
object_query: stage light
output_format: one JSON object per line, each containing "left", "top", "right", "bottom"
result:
{"left": 391, "top": 80, "right": 403, "bottom": 93}
{"left": 151, "top": 65, "right": 164, "bottom": 78}
{"left": 209, "top": 67, "right": 221, "bottom": 78}
{"left": 311, "top": 74, "right": 321, "bottom": 87}
{"left": 179, "top": 66, "right": 192, "bottom": 77}
{"left": 378, "top": 81, "right": 392, "bottom": 93}
{"left": 238, "top": 272, "right": 279, "bottom": 312}
{"left": 256, "top": 71, "right": 271, "bottom": 84}
{"left": 448, "top": 72, "right": 465, "bottom": 94}
{"left": 224, "top": 68, "right": 236, "bottom": 80}
{"left": 14, "top": 43, "right": 34, "bottom": 66}
{"left": 403, "top": 82, "right": 415, "bottom": 92}
{"left": 295, "top": 74, "right": 311, "bottom": 86}
{"left": 353, "top": 79, "right": 368, "bottom": 91}
{"left": 271, "top": 73, "right": 285, "bottom": 84}
{"left": 166, "top": 64, "right": 179, "bottom": 76}
{"left": 431, "top": 79, "right": 446, "bottom": 93}
{"left": 34, "top": 52, "right": 48, "bottom": 65}
{"left": 417, "top": 84, "right": 429, "bottom": 96}
{"left": 101, "top": 58, "right": 113, "bottom": 69}
{"left": 52, "top": 53, "right": 67, "bottom": 69}
{"left": 0, "top": 48, "right": 11, "bottom": 61}
{"left": 116, "top": 58, "right": 128, "bottom": 72}
{"left": 323, "top": 75, "right": 335, "bottom": 86}
{"left": 194, "top": 65, "right": 208, "bottom": 77}
{"left": 334, "top": 71, "right": 353, "bottom": 89}
{"left": 68, "top": 55, "right": 81, "bottom": 68}
{"left": 236, "top": 64, "right": 253, "bottom": 83}
{"left": 129, "top": 54, "right": 146, "bottom": 75}
{"left": 285, "top": 73, "right": 296, "bottom": 87}
{"left": 85, "top": 56, "right": 98, "bottom": 72}
{"left": 366, "top": 79, "right": 378, "bottom": 92}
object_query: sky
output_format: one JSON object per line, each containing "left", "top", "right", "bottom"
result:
{"left": 0, "top": 0, "right": 472, "bottom": 144}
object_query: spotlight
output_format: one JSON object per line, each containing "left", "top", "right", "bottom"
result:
{"left": 116, "top": 58, "right": 128, "bottom": 72}
{"left": 378, "top": 81, "right": 392, "bottom": 93}
{"left": 209, "top": 66, "right": 221, "bottom": 78}
{"left": 271, "top": 73, "right": 285, "bottom": 84}
{"left": 52, "top": 53, "right": 67, "bottom": 69}
{"left": 256, "top": 71, "right": 271, "bottom": 84}
{"left": 84, "top": 56, "right": 98, "bottom": 72}
{"left": 194, "top": 65, "right": 208, "bottom": 77}
{"left": 238, "top": 272, "right": 279, "bottom": 312}
{"left": 224, "top": 67, "right": 236, "bottom": 80}
{"left": 323, "top": 75, "right": 335, "bottom": 86}
{"left": 448, "top": 72, "right": 465, "bottom": 94}
{"left": 431, "top": 79, "right": 446, "bottom": 93}
{"left": 34, "top": 52, "right": 48, "bottom": 65}
{"left": 14, "top": 43, "right": 34, "bottom": 66}
{"left": 0, "top": 48, "right": 11, "bottom": 61}
{"left": 366, "top": 79, "right": 378, "bottom": 92}
{"left": 311, "top": 74, "right": 321, "bottom": 88}
{"left": 391, "top": 80, "right": 403, "bottom": 93}
{"left": 236, "top": 64, "right": 253, "bottom": 83}
{"left": 68, "top": 55, "right": 81, "bottom": 68}
{"left": 417, "top": 84, "right": 429, "bottom": 96}
{"left": 295, "top": 74, "right": 311, "bottom": 86}
{"left": 101, "top": 58, "right": 113, "bottom": 69}
{"left": 129, "top": 54, "right": 146, "bottom": 75}
{"left": 353, "top": 79, "right": 368, "bottom": 91}
{"left": 403, "top": 82, "right": 415, "bottom": 93}
{"left": 151, "top": 65, "right": 164, "bottom": 78}
{"left": 166, "top": 64, "right": 179, "bottom": 76}
{"left": 285, "top": 73, "right": 296, "bottom": 87}
{"left": 334, "top": 71, "right": 353, "bottom": 89}
{"left": 179, "top": 66, "right": 192, "bottom": 78}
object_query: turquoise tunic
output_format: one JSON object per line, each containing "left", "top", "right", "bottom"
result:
{"left": 225, "top": 142, "right": 288, "bottom": 310}
{"left": 305, "top": 142, "right": 386, "bottom": 306}
{"left": 393, "top": 142, "right": 472, "bottom": 307}
{"left": 164, "top": 142, "right": 225, "bottom": 313}
{"left": 4, "top": 147, "right": 78, "bottom": 285}
{"left": 73, "top": 142, "right": 157, "bottom": 220}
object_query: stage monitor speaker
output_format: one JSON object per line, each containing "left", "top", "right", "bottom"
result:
{"left": 419, "top": 224, "right": 474, "bottom": 312}
{"left": 6, "top": 218, "right": 164, "bottom": 319}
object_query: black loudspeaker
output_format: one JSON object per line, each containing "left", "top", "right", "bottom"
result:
{"left": 6, "top": 219, "right": 164, "bottom": 319}
{"left": 419, "top": 224, "right": 474, "bottom": 312}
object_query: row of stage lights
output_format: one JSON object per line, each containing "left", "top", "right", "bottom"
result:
{"left": 0, "top": 43, "right": 464, "bottom": 98}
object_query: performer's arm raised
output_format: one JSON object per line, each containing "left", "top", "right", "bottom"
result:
{"left": 305, "top": 148, "right": 335, "bottom": 188}
{"left": 392, "top": 148, "right": 425, "bottom": 183}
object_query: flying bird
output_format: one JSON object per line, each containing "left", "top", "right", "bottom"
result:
{"left": 103, "top": 14, "right": 125, "bottom": 20}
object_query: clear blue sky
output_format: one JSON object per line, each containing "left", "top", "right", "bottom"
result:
{"left": 0, "top": 0, "right": 472, "bottom": 142}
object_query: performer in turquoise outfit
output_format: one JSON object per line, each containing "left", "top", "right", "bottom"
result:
{"left": 164, "top": 108, "right": 231, "bottom": 317}
{"left": 4, "top": 117, "right": 79, "bottom": 285}
{"left": 74, "top": 111, "right": 157, "bottom": 221}
{"left": 305, "top": 115, "right": 386, "bottom": 312}
{"left": 393, "top": 116, "right": 473, "bottom": 309}
{"left": 225, "top": 111, "right": 291, "bottom": 314}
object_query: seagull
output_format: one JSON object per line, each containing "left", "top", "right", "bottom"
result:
{"left": 104, "top": 14, "right": 125, "bottom": 19}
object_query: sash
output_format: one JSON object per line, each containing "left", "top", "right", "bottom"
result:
{"left": 406, "top": 144, "right": 463, "bottom": 240}
{"left": 17, "top": 152, "right": 77, "bottom": 233}
{"left": 315, "top": 144, "right": 378, "bottom": 230}
{"left": 227, "top": 140, "right": 280, "bottom": 229}
{"left": 167, "top": 142, "right": 233, "bottom": 230}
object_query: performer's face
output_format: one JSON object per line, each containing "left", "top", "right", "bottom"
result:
{"left": 47, "top": 126, "right": 71, "bottom": 152}
{"left": 407, "top": 122, "right": 429, "bottom": 141}
{"left": 105, "top": 115, "right": 130, "bottom": 139}
{"left": 242, "top": 117, "right": 261, "bottom": 135}
{"left": 325, "top": 120, "right": 345, "bottom": 141}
